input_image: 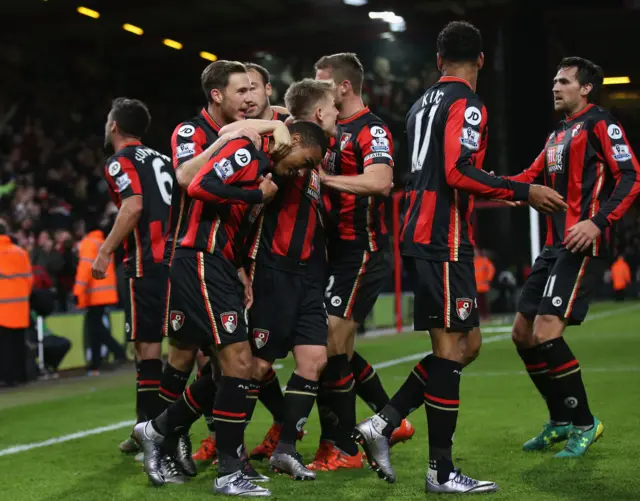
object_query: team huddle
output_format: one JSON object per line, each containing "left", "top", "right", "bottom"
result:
{"left": 92, "top": 20, "right": 640, "bottom": 497}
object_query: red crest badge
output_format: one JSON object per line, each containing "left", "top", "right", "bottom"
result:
{"left": 456, "top": 298, "right": 473, "bottom": 321}
{"left": 169, "top": 310, "right": 185, "bottom": 331}
{"left": 253, "top": 329, "right": 270, "bottom": 349}
{"left": 340, "top": 133, "right": 352, "bottom": 151}
{"left": 220, "top": 311, "right": 238, "bottom": 333}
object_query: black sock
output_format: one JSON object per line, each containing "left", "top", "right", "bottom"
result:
{"left": 424, "top": 356, "right": 462, "bottom": 484}
{"left": 245, "top": 379, "right": 261, "bottom": 428}
{"left": 136, "top": 359, "right": 163, "bottom": 421}
{"left": 278, "top": 373, "right": 319, "bottom": 448}
{"left": 195, "top": 364, "right": 217, "bottom": 434}
{"left": 385, "top": 354, "right": 431, "bottom": 428}
{"left": 158, "top": 364, "right": 191, "bottom": 413}
{"left": 318, "top": 354, "right": 358, "bottom": 455}
{"left": 153, "top": 370, "right": 216, "bottom": 436}
{"left": 259, "top": 368, "right": 285, "bottom": 423}
{"left": 537, "top": 338, "right": 593, "bottom": 428}
{"left": 517, "top": 346, "right": 570, "bottom": 424}
{"left": 214, "top": 376, "right": 250, "bottom": 475}
{"left": 351, "top": 351, "right": 389, "bottom": 412}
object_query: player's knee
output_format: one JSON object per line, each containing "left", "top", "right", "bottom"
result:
{"left": 511, "top": 313, "right": 535, "bottom": 349}
{"left": 462, "top": 328, "right": 482, "bottom": 366}
{"left": 295, "top": 349, "right": 327, "bottom": 381}
{"left": 251, "top": 358, "right": 272, "bottom": 381}
{"left": 134, "top": 341, "right": 161, "bottom": 361}
{"left": 533, "top": 314, "right": 565, "bottom": 344}
{"left": 167, "top": 343, "right": 197, "bottom": 372}
{"left": 217, "top": 343, "right": 253, "bottom": 379}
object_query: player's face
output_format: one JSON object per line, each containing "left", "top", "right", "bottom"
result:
{"left": 273, "top": 139, "right": 323, "bottom": 177}
{"left": 552, "top": 66, "right": 590, "bottom": 114}
{"left": 246, "top": 69, "right": 271, "bottom": 119}
{"left": 316, "top": 94, "right": 339, "bottom": 136}
{"left": 104, "top": 111, "right": 116, "bottom": 148}
{"left": 316, "top": 68, "right": 344, "bottom": 109}
{"left": 219, "top": 72, "right": 252, "bottom": 123}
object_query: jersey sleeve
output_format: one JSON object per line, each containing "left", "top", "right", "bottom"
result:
{"left": 104, "top": 155, "right": 143, "bottom": 200}
{"left": 357, "top": 123, "right": 394, "bottom": 168}
{"left": 171, "top": 122, "right": 208, "bottom": 168}
{"left": 187, "top": 137, "right": 264, "bottom": 205}
{"left": 507, "top": 149, "right": 546, "bottom": 184}
{"left": 590, "top": 118, "right": 640, "bottom": 230}
{"left": 444, "top": 98, "right": 530, "bottom": 201}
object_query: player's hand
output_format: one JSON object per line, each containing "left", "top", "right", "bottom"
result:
{"left": 489, "top": 198, "right": 521, "bottom": 207}
{"left": 272, "top": 122, "right": 292, "bottom": 157}
{"left": 237, "top": 268, "right": 253, "bottom": 309}
{"left": 91, "top": 249, "right": 110, "bottom": 280}
{"left": 564, "top": 220, "right": 601, "bottom": 253}
{"left": 259, "top": 173, "right": 279, "bottom": 202}
{"left": 527, "top": 185, "right": 568, "bottom": 214}
{"left": 231, "top": 128, "right": 262, "bottom": 149}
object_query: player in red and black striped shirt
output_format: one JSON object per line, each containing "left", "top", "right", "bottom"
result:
{"left": 96, "top": 98, "right": 174, "bottom": 454}
{"left": 135, "top": 121, "right": 328, "bottom": 496}
{"left": 510, "top": 57, "right": 640, "bottom": 458}
{"left": 353, "top": 22, "right": 566, "bottom": 493}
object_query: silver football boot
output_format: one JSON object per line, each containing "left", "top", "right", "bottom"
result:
{"left": 426, "top": 468, "right": 498, "bottom": 494}
{"left": 174, "top": 433, "right": 197, "bottom": 477}
{"left": 161, "top": 455, "right": 188, "bottom": 484}
{"left": 213, "top": 471, "right": 271, "bottom": 496}
{"left": 269, "top": 451, "right": 316, "bottom": 480}
{"left": 133, "top": 421, "right": 165, "bottom": 486}
{"left": 352, "top": 415, "right": 395, "bottom": 483}
{"left": 242, "top": 459, "right": 270, "bottom": 482}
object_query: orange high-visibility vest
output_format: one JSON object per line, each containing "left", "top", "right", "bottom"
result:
{"left": 0, "top": 235, "right": 33, "bottom": 328}
{"left": 611, "top": 257, "right": 631, "bottom": 291}
{"left": 474, "top": 255, "right": 495, "bottom": 294}
{"left": 73, "top": 230, "right": 118, "bottom": 308}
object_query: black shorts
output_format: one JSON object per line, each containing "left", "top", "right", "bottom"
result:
{"left": 249, "top": 260, "right": 327, "bottom": 361}
{"left": 125, "top": 267, "right": 169, "bottom": 343}
{"left": 324, "top": 245, "right": 389, "bottom": 324}
{"left": 405, "top": 257, "right": 479, "bottom": 332}
{"left": 166, "top": 251, "right": 247, "bottom": 348}
{"left": 518, "top": 247, "right": 605, "bottom": 325}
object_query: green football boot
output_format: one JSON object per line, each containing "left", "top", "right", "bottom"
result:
{"left": 522, "top": 421, "right": 571, "bottom": 451}
{"left": 554, "top": 417, "right": 604, "bottom": 458}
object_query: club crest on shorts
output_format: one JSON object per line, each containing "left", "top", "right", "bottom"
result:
{"left": 253, "top": 328, "right": 269, "bottom": 349}
{"left": 221, "top": 312, "right": 238, "bottom": 333}
{"left": 456, "top": 298, "right": 473, "bottom": 321}
{"left": 170, "top": 310, "right": 185, "bottom": 331}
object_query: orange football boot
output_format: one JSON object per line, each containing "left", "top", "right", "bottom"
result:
{"left": 192, "top": 435, "right": 217, "bottom": 462}
{"left": 390, "top": 419, "right": 415, "bottom": 447}
{"left": 306, "top": 442, "right": 363, "bottom": 471}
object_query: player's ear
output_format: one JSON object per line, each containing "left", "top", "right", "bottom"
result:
{"left": 265, "top": 82, "right": 273, "bottom": 98}
{"left": 289, "top": 132, "right": 301, "bottom": 147}
{"left": 436, "top": 53, "right": 443, "bottom": 72}
{"left": 477, "top": 52, "right": 485, "bottom": 70}
{"left": 211, "top": 88, "right": 223, "bottom": 105}
{"left": 580, "top": 83, "right": 592, "bottom": 98}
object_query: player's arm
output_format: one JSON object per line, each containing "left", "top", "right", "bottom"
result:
{"left": 444, "top": 99, "right": 530, "bottom": 201}
{"left": 320, "top": 124, "right": 394, "bottom": 196}
{"left": 566, "top": 119, "right": 640, "bottom": 252}
{"left": 220, "top": 120, "right": 291, "bottom": 157}
{"left": 187, "top": 138, "right": 266, "bottom": 205}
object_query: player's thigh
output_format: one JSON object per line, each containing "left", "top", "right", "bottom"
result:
{"left": 292, "top": 280, "right": 328, "bottom": 378}
{"left": 125, "top": 268, "right": 169, "bottom": 344}
{"left": 517, "top": 251, "right": 554, "bottom": 320}
{"left": 409, "top": 258, "right": 479, "bottom": 334}
{"left": 249, "top": 262, "right": 300, "bottom": 362}
{"left": 324, "top": 248, "right": 389, "bottom": 325}
{"left": 538, "top": 251, "right": 605, "bottom": 325}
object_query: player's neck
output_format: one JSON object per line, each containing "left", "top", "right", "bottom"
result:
{"left": 441, "top": 67, "right": 477, "bottom": 92}
{"left": 206, "top": 104, "right": 229, "bottom": 127}
{"left": 258, "top": 106, "right": 274, "bottom": 120}
{"left": 113, "top": 136, "right": 140, "bottom": 152}
{"left": 338, "top": 95, "right": 365, "bottom": 120}
{"left": 565, "top": 101, "right": 590, "bottom": 119}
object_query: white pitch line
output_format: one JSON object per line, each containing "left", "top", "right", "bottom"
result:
{"left": 0, "top": 303, "right": 637, "bottom": 458}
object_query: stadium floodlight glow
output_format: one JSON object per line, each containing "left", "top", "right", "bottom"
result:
{"left": 369, "top": 11, "right": 406, "bottom": 32}
{"left": 163, "top": 38, "right": 183, "bottom": 50}
{"left": 123, "top": 24, "right": 143, "bottom": 35}
{"left": 603, "top": 76, "right": 630, "bottom": 85}
{"left": 200, "top": 51, "right": 218, "bottom": 62}
{"left": 77, "top": 6, "right": 100, "bottom": 19}
{"left": 343, "top": 0, "right": 368, "bottom": 5}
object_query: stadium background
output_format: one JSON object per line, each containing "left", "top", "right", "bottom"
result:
{"left": 1, "top": 1, "right": 640, "bottom": 498}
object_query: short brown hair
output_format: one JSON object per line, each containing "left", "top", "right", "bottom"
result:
{"left": 284, "top": 79, "right": 334, "bottom": 120}
{"left": 244, "top": 62, "right": 270, "bottom": 86}
{"left": 314, "top": 53, "right": 364, "bottom": 95}
{"left": 201, "top": 60, "right": 247, "bottom": 103}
